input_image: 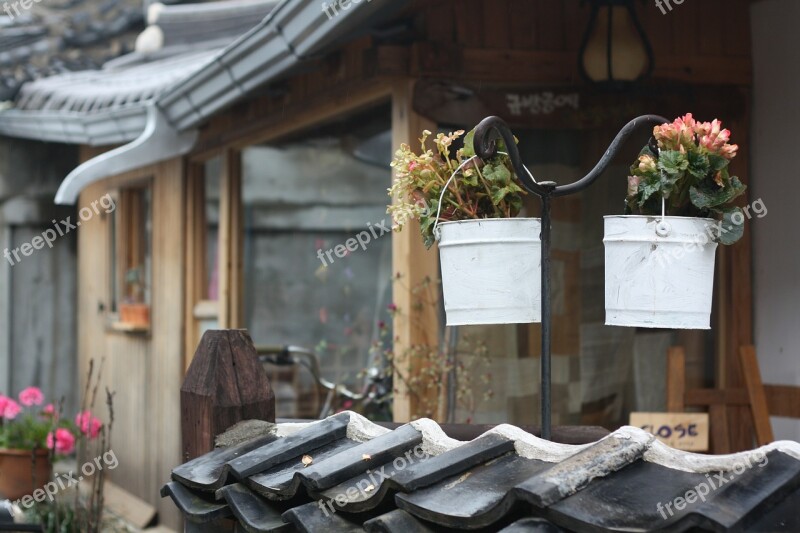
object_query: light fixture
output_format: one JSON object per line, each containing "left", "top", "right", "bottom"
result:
{"left": 578, "top": 0, "right": 654, "bottom": 86}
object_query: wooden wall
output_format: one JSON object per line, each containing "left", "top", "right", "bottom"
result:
{"left": 77, "top": 156, "right": 185, "bottom": 529}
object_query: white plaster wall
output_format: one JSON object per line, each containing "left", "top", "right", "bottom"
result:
{"left": 751, "top": 0, "right": 800, "bottom": 441}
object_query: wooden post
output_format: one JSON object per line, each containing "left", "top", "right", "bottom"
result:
{"left": 181, "top": 330, "right": 275, "bottom": 461}
{"left": 666, "top": 346, "right": 686, "bottom": 413}
{"left": 391, "top": 80, "right": 440, "bottom": 422}
{"left": 739, "top": 345, "right": 774, "bottom": 446}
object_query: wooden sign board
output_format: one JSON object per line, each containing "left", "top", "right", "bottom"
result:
{"left": 629, "top": 412, "right": 709, "bottom": 452}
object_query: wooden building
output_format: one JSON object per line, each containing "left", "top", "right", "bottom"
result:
{"left": 2, "top": 0, "right": 795, "bottom": 528}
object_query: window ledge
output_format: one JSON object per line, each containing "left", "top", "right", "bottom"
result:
{"left": 109, "top": 321, "right": 150, "bottom": 335}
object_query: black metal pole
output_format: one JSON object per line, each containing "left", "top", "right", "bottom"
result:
{"left": 539, "top": 187, "right": 555, "bottom": 441}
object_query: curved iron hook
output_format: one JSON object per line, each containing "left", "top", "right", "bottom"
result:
{"left": 473, "top": 114, "right": 671, "bottom": 198}
{"left": 473, "top": 116, "right": 550, "bottom": 196}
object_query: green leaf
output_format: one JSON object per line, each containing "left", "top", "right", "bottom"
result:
{"left": 690, "top": 176, "right": 747, "bottom": 209}
{"left": 638, "top": 174, "right": 662, "bottom": 206}
{"left": 657, "top": 150, "right": 689, "bottom": 175}
{"left": 687, "top": 150, "right": 710, "bottom": 179}
{"left": 491, "top": 186, "right": 513, "bottom": 206}
{"left": 708, "top": 153, "right": 729, "bottom": 173}
{"left": 710, "top": 206, "right": 745, "bottom": 245}
{"left": 482, "top": 161, "right": 511, "bottom": 184}
{"left": 462, "top": 129, "right": 476, "bottom": 158}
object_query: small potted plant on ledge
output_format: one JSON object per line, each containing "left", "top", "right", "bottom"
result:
{"left": 389, "top": 128, "right": 540, "bottom": 326}
{"left": 119, "top": 266, "right": 150, "bottom": 329}
{"left": 604, "top": 113, "right": 746, "bottom": 329}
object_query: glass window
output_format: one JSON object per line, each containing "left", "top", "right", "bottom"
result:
{"left": 241, "top": 104, "right": 393, "bottom": 391}
{"left": 204, "top": 157, "right": 222, "bottom": 302}
{"left": 108, "top": 184, "right": 152, "bottom": 330}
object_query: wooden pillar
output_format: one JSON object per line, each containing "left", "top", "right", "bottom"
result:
{"left": 180, "top": 329, "right": 275, "bottom": 460}
{"left": 391, "top": 80, "right": 440, "bottom": 422}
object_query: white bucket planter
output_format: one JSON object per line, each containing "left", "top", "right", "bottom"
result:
{"left": 437, "top": 218, "right": 541, "bottom": 326}
{"left": 604, "top": 215, "right": 717, "bottom": 329}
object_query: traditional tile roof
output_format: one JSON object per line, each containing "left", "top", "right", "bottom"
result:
{"left": 162, "top": 412, "right": 800, "bottom": 532}
{"left": 6, "top": 0, "right": 278, "bottom": 113}
{"left": 0, "top": 0, "right": 144, "bottom": 102}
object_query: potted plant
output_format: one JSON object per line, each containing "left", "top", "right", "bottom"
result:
{"left": 389, "top": 128, "right": 540, "bottom": 325}
{"left": 604, "top": 113, "right": 746, "bottom": 329}
{"left": 0, "top": 387, "right": 89, "bottom": 500}
{"left": 119, "top": 266, "right": 150, "bottom": 328}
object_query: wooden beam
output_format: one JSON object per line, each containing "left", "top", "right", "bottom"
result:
{"left": 217, "top": 150, "right": 242, "bottom": 329}
{"left": 709, "top": 404, "right": 731, "bottom": 454}
{"left": 666, "top": 347, "right": 686, "bottom": 412}
{"left": 764, "top": 385, "right": 800, "bottom": 419}
{"left": 184, "top": 162, "right": 206, "bottom": 370}
{"left": 391, "top": 79, "right": 439, "bottom": 423}
{"left": 685, "top": 388, "right": 749, "bottom": 406}
{"left": 740, "top": 345, "right": 775, "bottom": 445}
{"left": 193, "top": 79, "right": 393, "bottom": 159}
{"left": 724, "top": 110, "right": 756, "bottom": 451}
{"left": 410, "top": 47, "right": 752, "bottom": 86}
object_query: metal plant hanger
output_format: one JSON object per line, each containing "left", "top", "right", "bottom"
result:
{"left": 472, "top": 114, "right": 669, "bottom": 440}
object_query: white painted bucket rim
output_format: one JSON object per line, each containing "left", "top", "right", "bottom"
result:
{"left": 603, "top": 215, "right": 716, "bottom": 223}
{"left": 437, "top": 217, "right": 541, "bottom": 227}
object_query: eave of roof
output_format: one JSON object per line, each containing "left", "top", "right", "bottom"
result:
{"left": 0, "top": 0, "right": 410, "bottom": 145}
{"left": 0, "top": 106, "right": 147, "bottom": 145}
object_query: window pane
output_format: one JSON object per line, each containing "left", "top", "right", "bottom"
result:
{"left": 241, "top": 104, "right": 393, "bottom": 388}
{"left": 204, "top": 157, "right": 222, "bottom": 301}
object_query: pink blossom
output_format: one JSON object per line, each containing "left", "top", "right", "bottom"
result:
{"left": 654, "top": 113, "right": 697, "bottom": 151}
{"left": 627, "top": 175, "right": 641, "bottom": 197}
{"left": 75, "top": 411, "right": 103, "bottom": 439}
{"left": 46, "top": 428, "right": 76, "bottom": 455}
{"left": 719, "top": 143, "right": 739, "bottom": 160}
{"left": 3, "top": 399, "right": 20, "bottom": 420}
{"left": 43, "top": 404, "right": 54, "bottom": 415}
{"left": 408, "top": 161, "right": 419, "bottom": 172}
{"left": 18, "top": 386, "right": 44, "bottom": 407}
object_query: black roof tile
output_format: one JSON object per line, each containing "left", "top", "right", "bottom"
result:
{"left": 163, "top": 412, "right": 800, "bottom": 532}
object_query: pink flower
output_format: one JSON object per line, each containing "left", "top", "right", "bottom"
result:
{"left": 46, "top": 428, "right": 75, "bottom": 455}
{"left": 408, "top": 161, "right": 419, "bottom": 172}
{"left": 18, "top": 387, "right": 44, "bottom": 407}
{"left": 627, "top": 175, "right": 641, "bottom": 197}
{"left": 43, "top": 404, "right": 54, "bottom": 415}
{"left": 75, "top": 411, "right": 103, "bottom": 439}
{"left": 3, "top": 399, "right": 20, "bottom": 420}
{"left": 719, "top": 143, "right": 739, "bottom": 160}
{"left": 654, "top": 113, "right": 697, "bottom": 151}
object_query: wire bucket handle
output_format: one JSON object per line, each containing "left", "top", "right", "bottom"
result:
{"left": 432, "top": 153, "right": 539, "bottom": 241}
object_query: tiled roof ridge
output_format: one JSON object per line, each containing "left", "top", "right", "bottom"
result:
{"left": 328, "top": 412, "right": 800, "bottom": 471}
{"left": 165, "top": 412, "right": 800, "bottom": 532}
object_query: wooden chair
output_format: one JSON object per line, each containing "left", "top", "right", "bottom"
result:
{"left": 666, "top": 345, "right": 800, "bottom": 453}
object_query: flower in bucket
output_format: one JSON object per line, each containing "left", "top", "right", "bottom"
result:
{"left": 625, "top": 113, "right": 746, "bottom": 245}
{"left": 388, "top": 128, "right": 527, "bottom": 248}
{"left": 0, "top": 387, "right": 87, "bottom": 457}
